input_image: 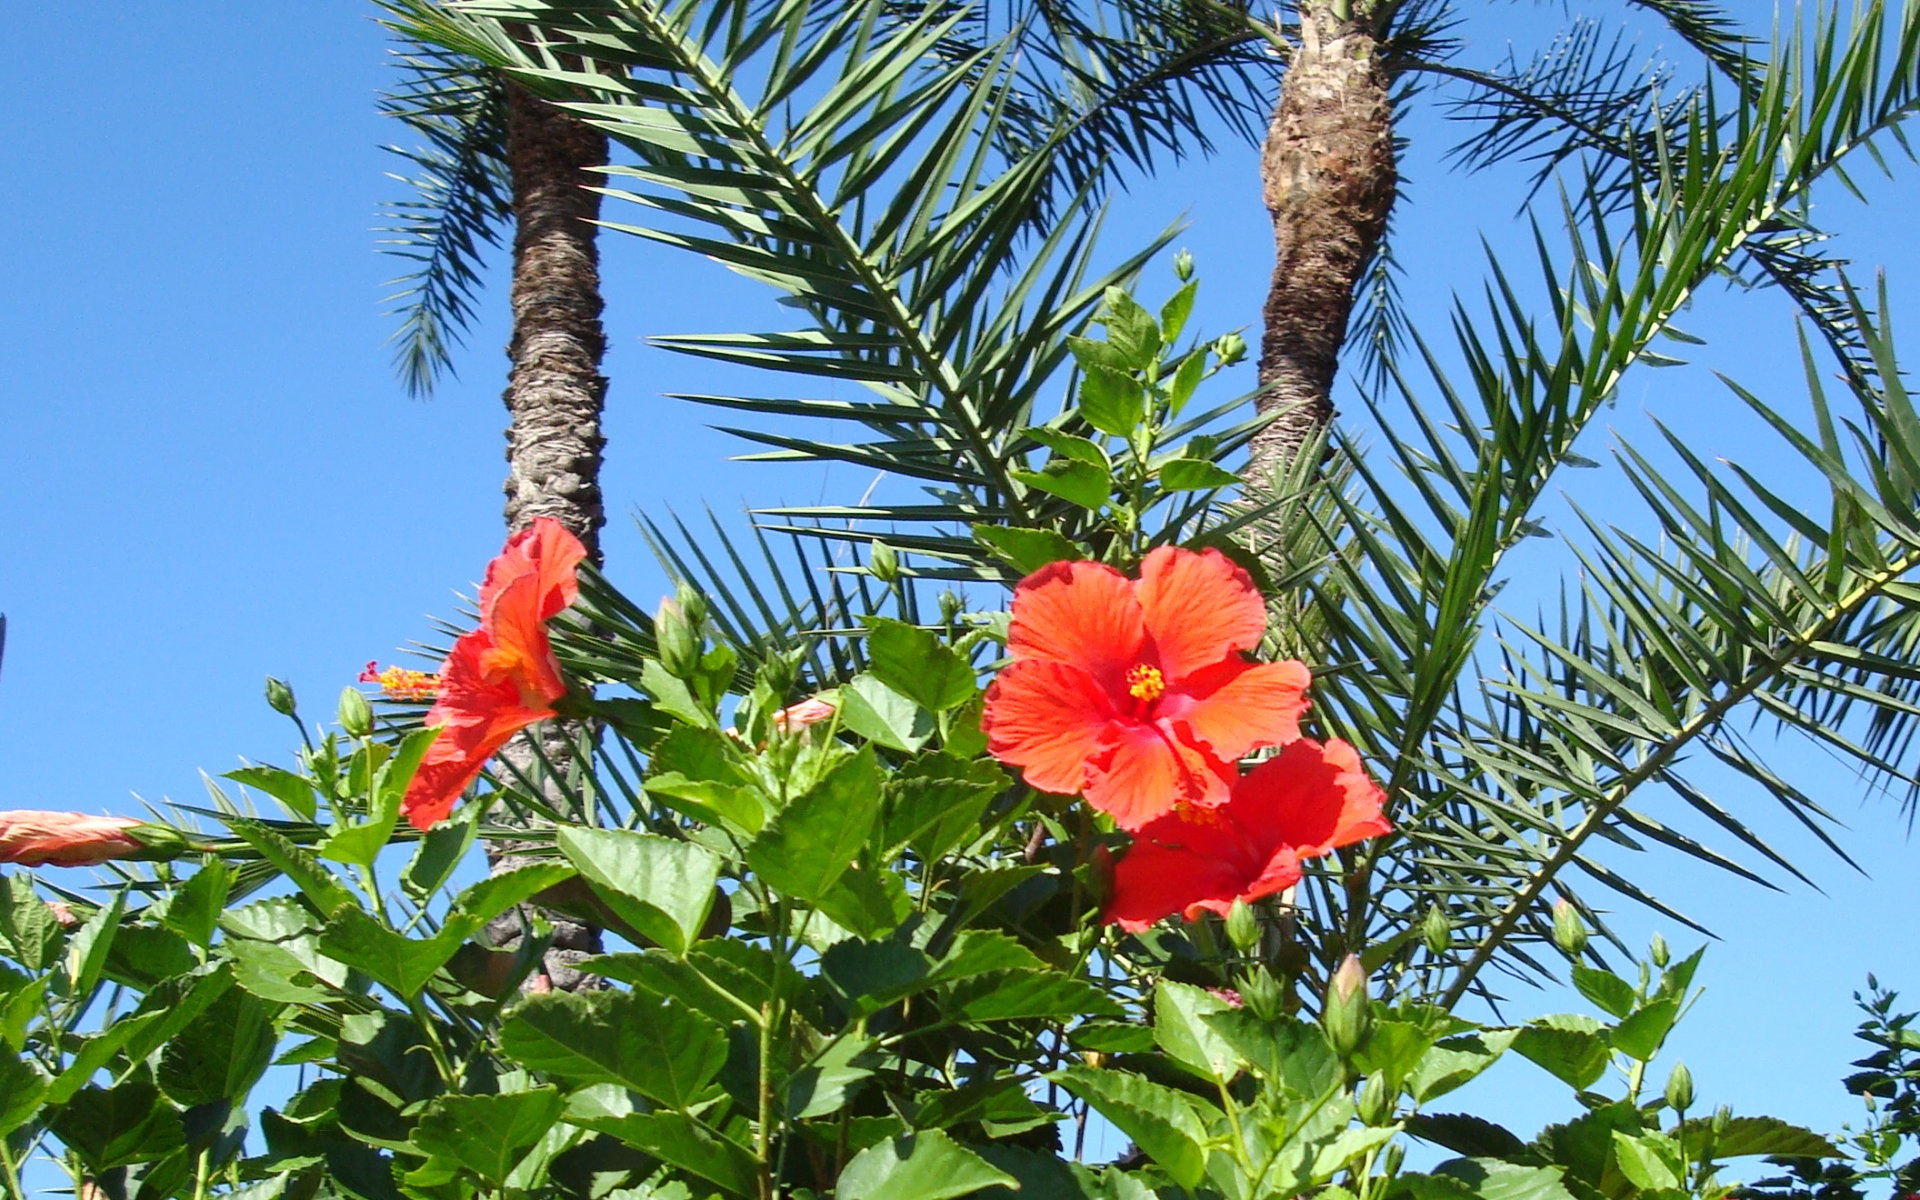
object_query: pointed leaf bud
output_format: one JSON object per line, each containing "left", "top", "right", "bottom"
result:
{"left": 1421, "top": 904, "right": 1452, "bottom": 955}
{"left": 1551, "top": 898, "right": 1588, "bottom": 957}
{"left": 1173, "top": 248, "right": 1195, "bottom": 282}
{"left": 1322, "top": 955, "right": 1373, "bottom": 1058}
{"left": 1664, "top": 1062, "right": 1694, "bottom": 1112}
{"left": 654, "top": 597, "right": 700, "bottom": 679}
{"left": 1225, "top": 899, "right": 1260, "bottom": 953}
{"left": 337, "top": 686, "right": 373, "bottom": 739}
{"left": 265, "top": 676, "right": 297, "bottom": 717}
{"left": 1649, "top": 933, "right": 1670, "bottom": 967}
{"left": 868, "top": 540, "right": 900, "bottom": 583}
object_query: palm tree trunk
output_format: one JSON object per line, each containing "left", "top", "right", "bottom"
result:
{"left": 1246, "top": 1, "right": 1396, "bottom": 490}
{"left": 486, "top": 80, "right": 610, "bottom": 992}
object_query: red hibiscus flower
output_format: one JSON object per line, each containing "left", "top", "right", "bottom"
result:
{"left": 982, "top": 546, "right": 1310, "bottom": 828}
{"left": 1103, "top": 738, "right": 1391, "bottom": 932}
{"left": 402, "top": 517, "right": 587, "bottom": 830}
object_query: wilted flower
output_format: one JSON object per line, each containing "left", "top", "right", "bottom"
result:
{"left": 402, "top": 518, "right": 587, "bottom": 830}
{"left": 772, "top": 696, "right": 837, "bottom": 734}
{"left": 983, "top": 547, "right": 1311, "bottom": 829}
{"left": 0, "top": 811, "right": 175, "bottom": 868}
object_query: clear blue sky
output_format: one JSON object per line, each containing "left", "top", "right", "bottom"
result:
{"left": 1, "top": 0, "right": 1915, "bottom": 1167}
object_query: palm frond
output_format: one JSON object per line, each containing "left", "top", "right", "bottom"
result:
{"left": 373, "top": 36, "right": 514, "bottom": 398}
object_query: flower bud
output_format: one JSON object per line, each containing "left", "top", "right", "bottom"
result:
{"left": 655, "top": 597, "right": 701, "bottom": 678}
{"left": 1322, "top": 955, "right": 1373, "bottom": 1059}
{"left": 1664, "top": 1062, "right": 1694, "bottom": 1112}
{"left": 1421, "top": 904, "right": 1452, "bottom": 955}
{"left": 1238, "top": 968, "right": 1283, "bottom": 1021}
{"left": 0, "top": 811, "right": 187, "bottom": 868}
{"left": 1649, "top": 933, "right": 1670, "bottom": 968}
{"left": 1378, "top": 1142, "right": 1405, "bottom": 1179}
{"left": 1212, "top": 332, "right": 1247, "bottom": 367}
{"left": 338, "top": 686, "right": 374, "bottom": 739}
{"left": 1173, "top": 248, "right": 1195, "bottom": 282}
{"left": 938, "top": 590, "right": 965, "bottom": 624}
{"left": 868, "top": 540, "right": 900, "bottom": 583}
{"left": 265, "top": 676, "right": 297, "bottom": 716}
{"left": 1551, "top": 898, "right": 1587, "bottom": 957}
{"left": 1357, "top": 1071, "right": 1394, "bottom": 1125}
{"left": 1710, "top": 1105, "right": 1731, "bottom": 1134}
{"left": 1225, "top": 899, "right": 1260, "bottom": 953}
{"left": 772, "top": 696, "right": 836, "bottom": 735}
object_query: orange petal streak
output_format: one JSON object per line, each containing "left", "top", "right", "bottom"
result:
{"left": 1167, "top": 658, "right": 1311, "bottom": 759}
{"left": 982, "top": 660, "right": 1117, "bottom": 796}
{"left": 1005, "top": 560, "right": 1145, "bottom": 694}
{"left": 1133, "top": 546, "right": 1268, "bottom": 680}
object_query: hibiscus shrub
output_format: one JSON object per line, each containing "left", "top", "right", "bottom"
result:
{"left": 0, "top": 519, "right": 1852, "bottom": 1200}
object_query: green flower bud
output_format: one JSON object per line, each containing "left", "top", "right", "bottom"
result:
{"left": 1322, "top": 955, "right": 1373, "bottom": 1059}
{"left": 655, "top": 597, "right": 700, "bottom": 679}
{"left": 1650, "top": 933, "right": 1671, "bottom": 968}
{"left": 1213, "top": 332, "right": 1247, "bottom": 367}
{"left": 1710, "top": 1105, "right": 1731, "bottom": 1135}
{"left": 338, "top": 686, "right": 374, "bottom": 739}
{"left": 1378, "top": 1142, "right": 1405, "bottom": 1179}
{"left": 938, "top": 590, "right": 965, "bottom": 624}
{"left": 1551, "top": 898, "right": 1588, "bottom": 958}
{"left": 869, "top": 540, "right": 900, "bottom": 583}
{"left": 1357, "top": 1071, "right": 1394, "bottom": 1125}
{"left": 1225, "top": 899, "right": 1260, "bottom": 954}
{"left": 1173, "top": 248, "right": 1195, "bottom": 282}
{"left": 1422, "top": 904, "right": 1453, "bottom": 955}
{"left": 1664, "top": 1062, "right": 1694, "bottom": 1112}
{"left": 265, "top": 676, "right": 297, "bottom": 717}
{"left": 674, "top": 580, "right": 709, "bottom": 629}
{"left": 1239, "top": 968, "right": 1283, "bottom": 1022}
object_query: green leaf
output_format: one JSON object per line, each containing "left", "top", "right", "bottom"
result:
{"left": 500, "top": 989, "right": 727, "bottom": 1109}
{"left": 577, "top": 1109, "right": 757, "bottom": 1195}
{"left": 1570, "top": 965, "right": 1636, "bottom": 1019}
{"left": 1167, "top": 349, "right": 1208, "bottom": 415}
{"left": 867, "top": 618, "right": 978, "bottom": 712}
{"left": 882, "top": 753, "right": 1006, "bottom": 860}
{"left": 972, "top": 524, "right": 1080, "bottom": 574}
{"left": 53, "top": 1081, "right": 184, "bottom": 1170}
{"left": 226, "top": 764, "right": 319, "bottom": 822}
{"left": 404, "top": 814, "right": 477, "bottom": 901}
{"left": 1158, "top": 458, "right": 1240, "bottom": 492}
{"left": 1432, "top": 1160, "right": 1576, "bottom": 1200}
{"left": 947, "top": 970, "right": 1121, "bottom": 1023}
{"left": 162, "top": 860, "right": 230, "bottom": 949}
{"left": 0, "top": 1050, "right": 45, "bottom": 1136}
{"left": 1204, "top": 1010, "right": 1341, "bottom": 1099}
{"left": 225, "top": 818, "right": 356, "bottom": 913}
{"left": 1054, "top": 1067, "right": 1209, "bottom": 1189}
{"left": 1160, "top": 282, "right": 1197, "bottom": 344}
{"left": 1013, "top": 459, "right": 1112, "bottom": 510}
{"left": 1099, "top": 288, "right": 1161, "bottom": 370}
{"left": 1405, "top": 1113, "right": 1531, "bottom": 1159}
{"left": 749, "top": 746, "right": 883, "bottom": 903}
{"left": 816, "top": 865, "right": 912, "bottom": 939}
{"left": 788, "top": 1033, "right": 874, "bottom": 1119}
{"left": 317, "top": 734, "right": 426, "bottom": 869}
{"left": 1408, "top": 1030, "right": 1519, "bottom": 1103}
{"left": 412, "top": 1088, "right": 565, "bottom": 1186}
{"left": 839, "top": 673, "right": 935, "bottom": 752}
{"left": 1610, "top": 1132, "right": 1682, "bottom": 1191}
{"left": 1513, "top": 1018, "right": 1610, "bottom": 1090}
{"left": 1077, "top": 365, "right": 1146, "bottom": 437}
{"left": 155, "top": 975, "right": 278, "bottom": 1107}
{"left": 645, "top": 724, "right": 773, "bottom": 834}
{"left": 1610, "top": 998, "right": 1681, "bottom": 1061}
{"left": 836, "top": 1130, "right": 1019, "bottom": 1200}
{"left": 0, "top": 873, "right": 61, "bottom": 971}
{"left": 451, "top": 862, "right": 578, "bottom": 925}
{"left": 1023, "top": 428, "right": 1109, "bottom": 468}
{"left": 317, "top": 906, "right": 473, "bottom": 997}
{"left": 557, "top": 827, "right": 721, "bottom": 956}
{"left": 1670, "top": 1115, "right": 1840, "bottom": 1159}
{"left": 1153, "top": 981, "right": 1239, "bottom": 1083}
{"left": 62, "top": 892, "right": 124, "bottom": 1000}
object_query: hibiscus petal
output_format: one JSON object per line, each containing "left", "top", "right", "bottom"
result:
{"left": 1229, "top": 738, "right": 1391, "bottom": 859}
{"left": 982, "top": 660, "right": 1117, "bottom": 796}
{"left": 481, "top": 516, "right": 588, "bottom": 623}
{"left": 1134, "top": 546, "right": 1268, "bottom": 680}
{"left": 402, "top": 703, "right": 550, "bottom": 830}
{"left": 481, "top": 570, "right": 569, "bottom": 707}
{"left": 1085, "top": 721, "right": 1235, "bottom": 830}
{"left": 1167, "top": 658, "right": 1311, "bottom": 758}
{"left": 1006, "top": 560, "right": 1145, "bottom": 693}
{"left": 1104, "top": 809, "right": 1257, "bottom": 931}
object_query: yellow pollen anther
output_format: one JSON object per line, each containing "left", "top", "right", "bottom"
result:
{"left": 1126, "top": 664, "right": 1166, "bottom": 702}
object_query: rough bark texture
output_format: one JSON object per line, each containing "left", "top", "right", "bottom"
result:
{"left": 486, "top": 81, "right": 611, "bottom": 993}
{"left": 1247, "top": 4, "right": 1397, "bottom": 491}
